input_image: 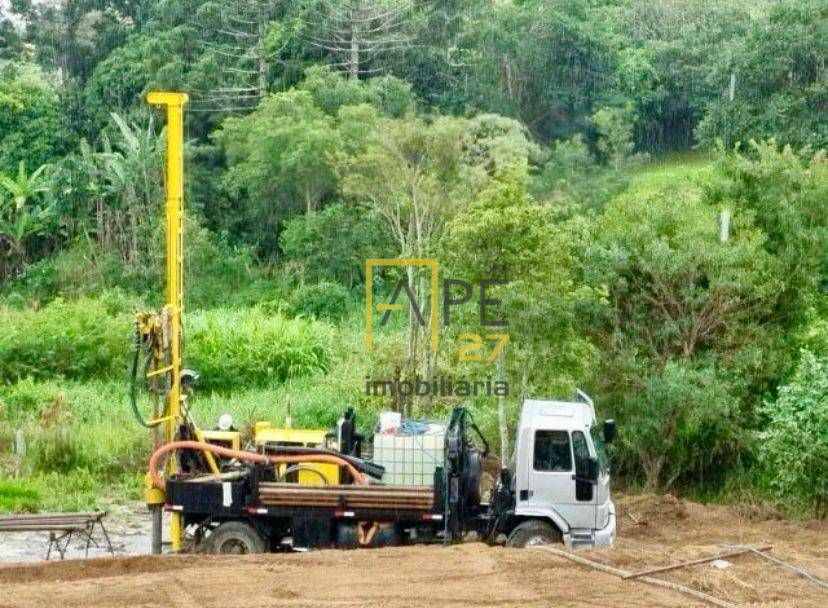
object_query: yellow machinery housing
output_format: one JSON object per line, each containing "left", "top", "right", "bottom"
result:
{"left": 253, "top": 424, "right": 340, "bottom": 485}
{"left": 200, "top": 430, "right": 241, "bottom": 451}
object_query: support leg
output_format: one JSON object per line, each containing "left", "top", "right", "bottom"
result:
{"left": 150, "top": 504, "right": 163, "bottom": 555}
{"left": 99, "top": 519, "right": 115, "bottom": 556}
{"left": 171, "top": 511, "right": 182, "bottom": 552}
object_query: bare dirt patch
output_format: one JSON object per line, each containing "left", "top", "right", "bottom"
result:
{"left": 0, "top": 494, "right": 825, "bottom": 608}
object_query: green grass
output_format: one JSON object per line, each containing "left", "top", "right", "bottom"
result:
{"left": 0, "top": 297, "right": 131, "bottom": 384}
{"left": 0, "top": 378, "right": 125, "bottom": 424}
{"left": 186, "top": 307, "right": 334, "bottom": 391}
{"left": 619, "top": 151, "right": 714, "bottom": 200}
{"left": 0, "top": 478, "right": 40, "bottom": 512}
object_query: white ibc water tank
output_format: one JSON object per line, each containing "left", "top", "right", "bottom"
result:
{"left": 372, "top": 431, "right": 445, "bottom": 486}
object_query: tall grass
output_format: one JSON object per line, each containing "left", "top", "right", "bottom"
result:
{"left": 0, "top": 298, "right": 130, "bottom": 383}
{"left": 186, "top": 308, "right": 334, "bottom": 392}
{"left": 0, "top": 378, "right": 125, "bottom": 423}
{"left": 0, "top": 300, "right": 335, "bottom": 391}
{"left": 0, "top": 385, "right": 151, "bottom": 513}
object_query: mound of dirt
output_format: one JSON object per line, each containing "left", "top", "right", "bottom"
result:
{"left": 621, "top": 493, "right": 689, "bottom": 524}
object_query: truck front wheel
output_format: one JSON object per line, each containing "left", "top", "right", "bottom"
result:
{"left": 207, "top": 521, "right": 266, "bottom": 554}
{"left": 506, "top": 520, "right": 561, "bottom": 548}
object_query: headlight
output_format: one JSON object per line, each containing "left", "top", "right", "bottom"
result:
{"left": 217, "top": 413, "right": 233, "bottom": 431}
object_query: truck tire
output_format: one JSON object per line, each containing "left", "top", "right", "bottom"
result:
{"left": 207, "top": 521, "right": 266, "bottom": 554}
{"left": 506, "top": 520, "right": 561, "bottom": 548}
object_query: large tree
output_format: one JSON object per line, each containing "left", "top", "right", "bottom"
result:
{"left": 307, "top": 0, "right": 412, "bottom": 81}
{"left": 696, "top": 0, "right": 828, "bottom": 149}
{"left": 585, "top": 186, "right": 785, "bottom": 488}
{"left": 441, "top": 170, "right": 599, "bottom": 459}
{"left": 0, "top": 64, "right": 73, "bottom": 174}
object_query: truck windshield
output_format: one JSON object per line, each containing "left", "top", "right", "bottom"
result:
{"left": 590, "top": 426, "right": 609, "bottom": 472}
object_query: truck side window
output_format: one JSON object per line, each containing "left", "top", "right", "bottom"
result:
{"left": 572, "top": 431, "right": 590, "bottom": 472}
{"left": 533, "top": 430, "right": 572, "bottom": 471}
{"left": 572, "top": 430, "right": 594, "bottom": 501}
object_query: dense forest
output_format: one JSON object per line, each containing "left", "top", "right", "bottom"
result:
{"left": 0, "top": 0, "right": 826, "bottom": 517}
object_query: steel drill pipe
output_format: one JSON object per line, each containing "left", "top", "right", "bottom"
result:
{"left": 148, "top": 441, "right": 366, "bottom": 490}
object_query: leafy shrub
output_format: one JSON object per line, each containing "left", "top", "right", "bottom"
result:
{"left": 290, "top": 282, "right": 350, "bottom": 321}
{"left": 702, "top": 142, "right": 828, "bottom": 323}
{"left": 591, "top": 105, "right": 639, "bottom": 170}
{"left": 280, "top": 203, "right": 393, "bottom": 289}
{"left": 186, "top": 308, "right": 333, "bottom": 392}
{"left": 533, "top": 135, "right": 628, "bottom": 209}
{"left": 298, "top": 66, "right": 415, "bottom": 118}
{"left": 758, "top": 351, "right": 828, "bottom": 518}
{"left": 366, "top": 75, "right": 415, "bottom": 118}
{"left": 4, "top": 241, "right": 145, "bottom": 304}
{"left": 0, "top": 298, "right": 129, "bottom": 383}
{"left": 612, "top": 361, "right": 747, "bottom": 490}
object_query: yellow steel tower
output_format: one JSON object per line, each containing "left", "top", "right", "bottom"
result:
{"left": 146, "top": 91, "right": 187, "bottom": 553}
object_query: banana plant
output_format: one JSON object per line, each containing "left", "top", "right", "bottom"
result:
{"left": 0, "top": 161, "right": 50, "bottom": 212}
{"left": 0, "top": 161, "right": 54, "bottom": 275}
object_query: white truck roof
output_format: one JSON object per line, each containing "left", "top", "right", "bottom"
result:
{"left": 521, "top": 398, "right": 596, "bottom": 430}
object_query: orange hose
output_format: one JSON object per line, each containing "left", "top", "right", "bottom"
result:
{"left": 149, "top": 440, "right": 366, "bottom": 491}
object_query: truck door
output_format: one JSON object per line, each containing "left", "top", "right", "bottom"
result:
{"left": 527, "top": 429, "right": 596, "bottom": 530}
{"left": 571, "top": 430, "right": 599, "bottom": 529}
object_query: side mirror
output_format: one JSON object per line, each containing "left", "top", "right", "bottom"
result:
{"left": 603, "top": 419, "right": 616, "bottom": 444}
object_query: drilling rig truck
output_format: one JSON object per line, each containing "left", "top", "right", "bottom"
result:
{"left": 135, "top": 92, "right": 617, "bottom": 554}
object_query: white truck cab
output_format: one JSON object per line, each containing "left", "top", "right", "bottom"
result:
{"left": 509, "top": 392, "right": 616, "bottom": 549}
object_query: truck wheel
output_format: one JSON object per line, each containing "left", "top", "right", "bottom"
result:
{"left": 506, "top": 520, "right": 561, "bottom": 548}
{"left": 207, "top": 521, "right": 266, "bottom": 554}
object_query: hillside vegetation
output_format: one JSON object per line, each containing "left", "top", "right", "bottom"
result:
{"left": 0, "top": 1, "right": 826, "bottom": 518}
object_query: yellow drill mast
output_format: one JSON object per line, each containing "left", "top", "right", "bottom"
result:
{"left": 145, "top": 91, "right": 187, "bottom": 552}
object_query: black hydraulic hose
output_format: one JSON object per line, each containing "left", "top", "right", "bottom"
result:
{"left": 129, "top": 324, "right": 168, "bottom": 428}
{"left": 129, "top": 325, "right": 155, "bottom": 428}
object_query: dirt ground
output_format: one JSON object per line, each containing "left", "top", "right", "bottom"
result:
{"left": 0, "top": 494, "right": 825, "bottom": 608}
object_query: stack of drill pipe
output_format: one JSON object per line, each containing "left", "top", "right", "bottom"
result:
{"left": 258, "top": 483, "right": 434, "bottom": 511}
